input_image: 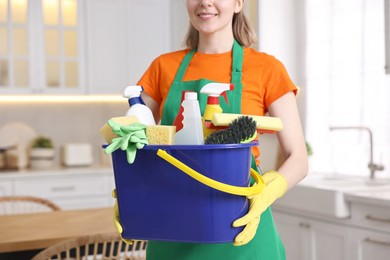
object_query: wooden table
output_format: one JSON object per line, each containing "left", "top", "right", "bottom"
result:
{"left": 0, "top": 207, "right": 115, "bottom": 253}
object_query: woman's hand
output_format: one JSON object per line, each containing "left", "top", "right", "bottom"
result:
{"left": 232, "top": 171, "right": 287, "bottom": 246}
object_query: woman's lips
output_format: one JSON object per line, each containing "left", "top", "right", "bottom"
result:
{"left": 197, "top": 12, "right": 217, "bottom": 19}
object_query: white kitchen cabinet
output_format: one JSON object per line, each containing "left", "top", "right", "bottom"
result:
{"left": 349, "top": 202, "right": 390, "bottom": 260}
{"left": 274, "top": 196, "right": 390, "bottom": 260}
{"left": 350, "top": 203, "right": 390, "bottom": 233}
{"left": 85, "top": 0, "right": 171, "bottom": 94}
{"left": 0, "top": 181, "right": 12, "bottom": 196}
{"left": 350, "top": 229, "right": 390, "bottom": 260}
{"left": 0, "top": 167, "right": 115, "bottom": 210}
{"left": 273, "top": 210, "right": 351, "bottom": 260}
{"left": 2, "top": 0, "right": 173, "bottom": 95}
{"left": 0, "top": 0, "right": 85, "bottom": 94}
{"left": 273, "top": 211, "right": 312, "bottom": 260}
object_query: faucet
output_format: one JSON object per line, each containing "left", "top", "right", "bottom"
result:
{"left": 329, "top": 126, "right": 385, "bottom": 179}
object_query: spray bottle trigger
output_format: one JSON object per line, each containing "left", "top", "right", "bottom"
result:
{"left": 221, "top": 84, "right": 234, "bottom": 105}
{"left": 222, "top": 91, "right": 229, "bottom": 105}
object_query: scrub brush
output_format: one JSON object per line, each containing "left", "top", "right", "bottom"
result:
{"left": 205, "top": 116, "right": 257, "bottom": 144}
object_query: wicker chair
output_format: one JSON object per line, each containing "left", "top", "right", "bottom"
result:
{"left": 0, "top": 196, "right": 61, "bottom": 215}
{"left": 31, "top": 232, "right": 148, "bottom": 260}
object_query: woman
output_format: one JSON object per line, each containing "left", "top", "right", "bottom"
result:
{"left": 138, "top": 0, "right": 308, "bottom": 259}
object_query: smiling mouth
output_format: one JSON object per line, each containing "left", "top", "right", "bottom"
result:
{"left": 198, "top": 13, "right": 218, "bottom": 18}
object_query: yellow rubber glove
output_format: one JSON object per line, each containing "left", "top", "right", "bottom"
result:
{"left": 112, "top": 189, "right": 133, "bottom": 245}
{"left": 232, "top": 171, "right": 287, "bottom": 246}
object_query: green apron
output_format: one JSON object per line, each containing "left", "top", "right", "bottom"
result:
{"left": 147, "top": 41, "right": 286, "bottom": 260}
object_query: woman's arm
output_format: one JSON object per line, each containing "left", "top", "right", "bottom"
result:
{"left": 141, "top": 93, "right": 161, "bottom": 124}
{"left": 268, "top": 91, "right": 308, "bottom": 190}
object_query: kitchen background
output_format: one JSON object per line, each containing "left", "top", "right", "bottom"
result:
{"left": 0, "top": 0, "right": 283, "bottom": 170}
{"left": 1, "top": 0, "right": 390, "bottom": 259}
{"left": 2, "top": 0, "right": 389, "bottom": 176}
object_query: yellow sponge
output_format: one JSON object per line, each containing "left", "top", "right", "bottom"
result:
{"left": 146, "top": 125, "right": 176, "bottom": 145}
{"left": 212, "top": 113, "right": 283, "bottom": 132}
{"left": 100, "top": 116, "right": 139, "bottom": 143}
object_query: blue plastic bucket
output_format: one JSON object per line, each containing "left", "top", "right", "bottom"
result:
{"left": 108, "top": 142, "right": 258, "bottom": 243}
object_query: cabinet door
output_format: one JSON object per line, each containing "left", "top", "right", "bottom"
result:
{"left": 350, "top": 229, "right": 390, "bottom": 260}
{"left": 274, "top": 211, "right": 312, "bottom": 260}
{"left": 14, "top": 177, "right": 107, "bottom": 198}
{"left": 274, "top": 210, "right": 351, "bottom": 260}
{"left": 351, "top": 203, "right": 390, "bottom": 233}
{"left": 0, "top": 0, "right": 32, "bottom": 93}
{"left": 40, "top": 0, "right": 85, "bottom": 93}
{"left": 310, "top": 218, "right": 351, "bottom": 260}
{"left": 85, "top": 0, "right": 171, "bottom": 94}
{"left": 0, "top": 181, "right": 12, "bottom": 196}
{"left": 52, "top": 195, "right": 112, "bottom": 210}
{"left": 0, "top": 0, "right": 85, "bottom": 94}
{"left": 13, "top": 174, "right": 112, "bottom": 210}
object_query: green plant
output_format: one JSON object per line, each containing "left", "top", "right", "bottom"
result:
{"left": 306, "top": 141, "right": 313, "bottom": 156}
{"left": 31, "top": 136, "right": 54, "bottom": 149}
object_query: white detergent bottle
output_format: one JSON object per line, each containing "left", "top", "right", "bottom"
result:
{"left": 123, "top": 86, "right": 156, "bottom": 125}
{"left": 174, "top": 92, "right": 204, "bottom": 145}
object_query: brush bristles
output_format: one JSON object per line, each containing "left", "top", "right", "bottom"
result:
{"left": 205, "top": 116, "right": 257, "bottom": 144}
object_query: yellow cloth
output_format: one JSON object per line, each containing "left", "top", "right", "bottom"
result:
{"left": 112, "top": 189, "right": 133, "bottom": 245}
{"left": 232, "top": 171, "right": 287, "bottom": 246}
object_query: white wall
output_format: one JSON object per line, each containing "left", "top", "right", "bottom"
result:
{"left": 256, "top": 0, "right": 306, "bottom": 171}
{"left": 0, "top": 102, "right": 128, "bottom": 166}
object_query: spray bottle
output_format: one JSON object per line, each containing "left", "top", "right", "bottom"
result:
{"left": 123, "top": 86, "right": 156, "bottom": 125}
{"left": 200, "top": 82, "right": 234, "bottom": 139}
{"left": 173, "top": 91, "right": 204, "bottom": 145}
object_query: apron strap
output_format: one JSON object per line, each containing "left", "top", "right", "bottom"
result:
{"left": 231, "top": 40, "right": 243, "bottom": 85}
{"left": 173, "top": 49, "right": 196, "bottom": 83}
{"left": 173, "top": 40, "right": 243, "bottom": 84}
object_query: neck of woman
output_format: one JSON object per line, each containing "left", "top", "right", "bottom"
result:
{"left": 197, "top": 34, "right": 235, "bottom": 54}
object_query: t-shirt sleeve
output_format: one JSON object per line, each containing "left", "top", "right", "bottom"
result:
{"left": 137, "top": 56, "right": 162, "bottom": 104}
{"left": 262, "top": 56, "right": 297, "bottom": 112}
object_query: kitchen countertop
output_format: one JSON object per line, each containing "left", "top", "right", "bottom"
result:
{"left": 299, "top": 173, "right": 390, "bottom": 208}
{"left": 0, "top": 165, "right": 113, "bottom": 179}
{"left": 274, "top": 173, "right": 390, "bottom": 219}
{"left": 344, "top": 188, "right": 390, "bottom": 208}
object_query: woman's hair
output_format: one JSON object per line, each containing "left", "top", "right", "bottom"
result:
{"left": 184, "top": 11, "right": 257, "bottom": 49}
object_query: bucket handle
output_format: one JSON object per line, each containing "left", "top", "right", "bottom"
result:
{"left": 156, "top": 149, "right": 264, "bottom": 197}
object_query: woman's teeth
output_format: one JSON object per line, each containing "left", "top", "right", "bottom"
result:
{"left": 198, "top": 13, "right": 217, "bottom": 18}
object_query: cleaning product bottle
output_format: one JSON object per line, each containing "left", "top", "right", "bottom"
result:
{"left": 200, "top": 82, "right": 234, "bottom": 139}
{"left": 123, "top": 86, "right": 156, "bottom": 125}
{"left": 174, "top": 91, "right": 204, "bottom": 145}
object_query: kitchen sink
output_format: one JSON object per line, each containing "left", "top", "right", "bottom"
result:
{"left": 273, "top": 174, "right": 390, "bottom": 218}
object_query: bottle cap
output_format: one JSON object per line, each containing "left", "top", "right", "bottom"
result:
{"left": 185, "top": 92, "right": 197, "bottom": 100}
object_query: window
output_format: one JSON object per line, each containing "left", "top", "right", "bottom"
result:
{"left": 42, "top": 0, "right": 78, "bottom": 89}
{"left": 0, "top": 0, "right": 29, "bottom": 88}
{"left": 305, "top": 0, "right": 389, "bottom": 176}
{"left": 0, "top": 0, "right": 82, "bottom": 93}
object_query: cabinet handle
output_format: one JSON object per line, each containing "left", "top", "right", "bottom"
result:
{"left": 51, "top": 186, "right": 75, "bottom": 192}
{"left": 299, "top": 222, "right": 311, "bottom": 229}
{"left": 364, "top": 238, "right": 390, "bottom": 247}
{"left": 365, "top": 215, "right": 390, "bottom": 223}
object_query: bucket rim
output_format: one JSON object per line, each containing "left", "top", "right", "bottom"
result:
{"left": 102, "top": 141, "right": 258, "bottom": 150}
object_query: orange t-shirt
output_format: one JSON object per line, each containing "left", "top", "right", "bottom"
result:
{"left": 138, "top": 47, "right": 297, "bottom": 162}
